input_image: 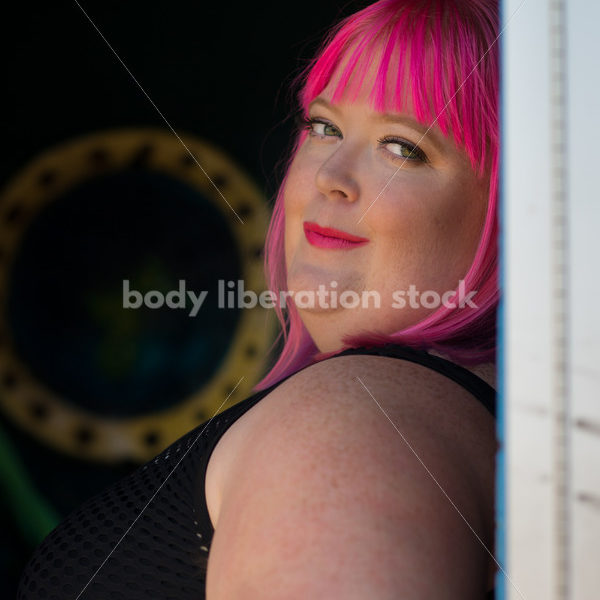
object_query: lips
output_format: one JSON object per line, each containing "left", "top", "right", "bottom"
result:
{"left": 303, "top": 221, "right": 370, "bottom": 249}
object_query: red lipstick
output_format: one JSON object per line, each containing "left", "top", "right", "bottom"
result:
{"left": 303, "top": 221, "right": 370, "bottom": 249}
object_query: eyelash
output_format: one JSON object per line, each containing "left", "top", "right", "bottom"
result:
{"left": 299, "top": 116, "right": 428, "bottom": 163}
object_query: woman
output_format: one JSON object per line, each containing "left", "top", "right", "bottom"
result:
{"left": 18, "top": 0, "right": 499, "bottom": 598}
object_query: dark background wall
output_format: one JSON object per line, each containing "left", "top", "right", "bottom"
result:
{"left": 2, "top": 0, "right": 365, "bottom": 196}
{"left": 0, "top": 0, "right": 369, "bottom": 593}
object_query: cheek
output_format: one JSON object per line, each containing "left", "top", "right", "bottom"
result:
{"left": 424, "top": 184, "right": 489, "bottom": 277}
{"left": 370, "top": 182, "right": 440, "bottom": 250}
{"left": 369, "top": 176, "right": 487, "bottom": 277}
{"left": 283, "top": 160, "right": 308, "bottom": 268}
{"left": 441, "top": 176, "right": 488, "bottom": 244}
{"left": 284, "top": 143, "right": 316, "bottom": 207}
{"left": 283, "top": 159, "right": 304, "bottom": 215}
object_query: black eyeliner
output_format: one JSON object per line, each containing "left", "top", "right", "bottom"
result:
{"left": 377, "top": 135, "right": 428, "bottom": 162}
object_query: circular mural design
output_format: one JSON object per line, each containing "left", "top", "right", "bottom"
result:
{"left": 0, "top": 129, "right": 275, "bottom": 462}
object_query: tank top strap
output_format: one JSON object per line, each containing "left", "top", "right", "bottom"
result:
{"left": 193, "top": 387, "right": 274, "bottom": 537}
{"left": 332, "top": 344, "right": 497, "bottom": 419}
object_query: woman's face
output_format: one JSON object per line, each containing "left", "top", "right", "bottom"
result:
{"left": 284, "top": 75, "right": 489, "bottom": 353}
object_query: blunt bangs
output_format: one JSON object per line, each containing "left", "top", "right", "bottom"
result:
{"left": 300, "top": 0, "right": 498, "bottom": 178}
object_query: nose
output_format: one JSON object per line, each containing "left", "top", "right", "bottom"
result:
{"left": 314, "top": 147, "right": 360, "bottom": 203}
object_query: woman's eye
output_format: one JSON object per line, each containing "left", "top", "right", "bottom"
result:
{"left": 299, "top": 116, "right": 427, "bottom": 162}
{"left": 304, "top": 117, "right": 341, "bottom": 138}
{"left": 378, "top": 137, "right": 427, "bottom": 162}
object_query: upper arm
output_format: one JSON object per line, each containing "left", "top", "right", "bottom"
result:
{"left": 205, "top": 355, "right": 496, "bottom": 600}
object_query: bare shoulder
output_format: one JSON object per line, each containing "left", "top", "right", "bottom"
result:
{"left": 250, "top": 353, "right": 497, "bottom": 481}
{"left": 206, "top": 354, "right": 497, "bottom": 599}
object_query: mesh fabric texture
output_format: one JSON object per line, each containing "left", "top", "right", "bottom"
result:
{"left": 17, "top": 344, "right": 496, "bottom": 599}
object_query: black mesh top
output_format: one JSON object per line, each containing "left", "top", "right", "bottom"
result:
{"left": 17, "top": 344, "right": 497, "bottom": 600}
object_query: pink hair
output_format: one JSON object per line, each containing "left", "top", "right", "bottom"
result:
{"left": 255, "top": 0, "right": 499, "bottom": 390}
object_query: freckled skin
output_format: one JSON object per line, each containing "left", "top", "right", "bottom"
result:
{"left": 207, "top": 39, "right": 497, "bottom": 600}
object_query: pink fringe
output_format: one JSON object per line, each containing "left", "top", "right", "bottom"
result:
{"left": 256, "top": 0, "right": 500, "bottom": 390}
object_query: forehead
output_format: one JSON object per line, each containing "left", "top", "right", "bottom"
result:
{"left": 312, "top": 39, "right": 451, "bottom": 147}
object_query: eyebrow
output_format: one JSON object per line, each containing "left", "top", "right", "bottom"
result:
{"left": 308, "top": 97, "right": 445, "bottom": 152}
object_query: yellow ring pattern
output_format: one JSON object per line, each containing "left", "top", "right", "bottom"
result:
{"left": 0, "top": 128, "right": 276, "bottom": 463}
